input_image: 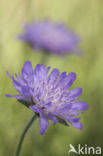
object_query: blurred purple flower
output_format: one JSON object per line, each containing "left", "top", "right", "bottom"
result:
{"left": 5, "top": 61, "right": 88, "bottom": 135}
{"left": 19, "top": 20, "right": 81, "bottom": 55}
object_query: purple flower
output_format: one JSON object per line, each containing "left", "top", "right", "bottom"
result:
{"left": 6, "top": 61, "right": 88, "bottom": 135}
{"left": 19, "top": 20, "right": 81, "bottom": 55}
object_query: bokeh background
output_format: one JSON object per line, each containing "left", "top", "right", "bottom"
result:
{"left": 0, "top": 0, "right": 103, "bottom": 155}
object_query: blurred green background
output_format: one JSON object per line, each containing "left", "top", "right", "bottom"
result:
{"left": 0, "top": 0, "right": 103, "bottom": 155}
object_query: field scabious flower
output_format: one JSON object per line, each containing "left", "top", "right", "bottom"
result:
{"left": 19, "top": 20, "right": 80, "bottom": 55}
{"left": 6, "top": 61, "right": 88, "bottom": 135}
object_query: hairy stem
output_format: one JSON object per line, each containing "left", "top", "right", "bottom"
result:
{"left": 15, "top": 114, "right": 37, "bottom": 156}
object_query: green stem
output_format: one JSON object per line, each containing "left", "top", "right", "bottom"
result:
{"left": 15, "top": 114, "right": 37, "bottom": 156}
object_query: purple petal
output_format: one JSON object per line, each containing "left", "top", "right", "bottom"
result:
{"left": 66, "top": 72, "right": 76, "bottom": 88}
{"left": 60, "top": 72, "right": 76, "bottom": 89}
{"left": 67, "top": 88, "right": 82, "bottom": 101}
{"left": 57, "top": 72, "right": 66, "bottom": 83}
{"left": 22, "top": 61, "right": 33, "bottom": 81}
{"left": 6, "top": 71, "right": 13, "bottom": 79}
{"left": 13, "top": 80, "right": 22, "bottom": 93}
{"left": 20, "top": 86, "right": 34, "bottom": 102}
{"left": 51, "top": 117, "right": 58, "bottom": 125}
{"left": 43, "top": 102, "right": 52, "bottom": 109}
{"left": 48, "top": 68, "right": 60, "bottom": 84}
{"left": 5, "top": 94, "right": 23, "bottom": 100}
{"left": 47, "top": 113, "right": 58, "bottom": 125}
{"left": 69, "top": 88, "right": 82, "bottom": 97}
{"left": 33, "top": 64, "right": 48, "bottom": 79}
{"left": 39, "top": 116, "right": 49, "bottom": 135}
{"left": 15, "top": 74, "right": 25, "bottom": 85}
{"left": 6, "top": 71, "right": 22, "bottom": 93}
{"left": 69, "top": 117, "right": 83, "bottom": 130}
{"left": 33, "top": 64, "right": 42, "bottom": 74}
{"left": 30, "top": 105, "right": 42, "bottom": 114}
{"left": 21, "top": 86, "right": 32, "bottom": 94}
{"left": 72, "top": 101, "right": 88, "bottom": 111}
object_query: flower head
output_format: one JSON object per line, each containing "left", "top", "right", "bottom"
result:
{"left": 19, "top": 20, "right": 81, "bottom": 55}
{"left": 6, "top": 61, "right": 88, "bottom": 135}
